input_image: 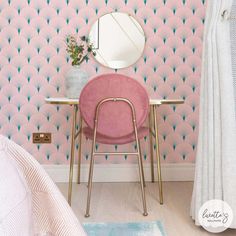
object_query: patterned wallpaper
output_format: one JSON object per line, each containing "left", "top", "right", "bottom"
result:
{"left": 0, "top": 0, "right": 206, "bottom": 165}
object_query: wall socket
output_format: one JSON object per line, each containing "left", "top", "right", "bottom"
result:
{"left": 33, "top": 133, "right": 51, "bottom": 143}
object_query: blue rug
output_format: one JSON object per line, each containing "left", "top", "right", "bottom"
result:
{"left": 83, "top": 221, "right": 166, "bottom": 236}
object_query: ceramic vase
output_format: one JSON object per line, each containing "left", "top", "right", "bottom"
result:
{"left": 65, "top": 66, "right": 88, "bottom": 98}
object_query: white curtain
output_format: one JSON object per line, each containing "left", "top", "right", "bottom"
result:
{"left": 191, "top": 0, "right": 236, "bottom": 228}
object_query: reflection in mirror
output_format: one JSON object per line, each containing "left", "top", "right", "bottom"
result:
{"left": 89, "top": 12, "right": 145, "bottom": 69}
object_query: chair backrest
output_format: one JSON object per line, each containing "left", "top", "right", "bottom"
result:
{"left": 79, "top": 73, "right": 149, "bottom": 138}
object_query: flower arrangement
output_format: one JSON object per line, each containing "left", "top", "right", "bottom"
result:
{"left": 66, "top": 35, "right": 96, "bottom": 66}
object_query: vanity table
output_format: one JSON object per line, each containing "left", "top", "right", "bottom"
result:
{"left": 45, "top": 97, "right": 184, "bottom": 206}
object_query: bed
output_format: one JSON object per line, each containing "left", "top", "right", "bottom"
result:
{"left": 0, "top": 135, "right": 86, "bottom": 236}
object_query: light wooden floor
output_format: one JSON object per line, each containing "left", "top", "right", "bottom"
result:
{"left": 57, "top": 182, "right": 235, "bottom": 236}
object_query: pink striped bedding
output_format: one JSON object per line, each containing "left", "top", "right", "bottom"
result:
{"left": 0, "top": 135, "right": 86, "bottom": 236}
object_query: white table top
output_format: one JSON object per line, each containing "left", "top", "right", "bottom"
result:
{"left": 45, "top": 97, "right": 184, "bottom": 106}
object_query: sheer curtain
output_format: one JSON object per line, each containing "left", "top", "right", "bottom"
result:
{"left": 191, "top": 0, "right": 236, "bottom": 228}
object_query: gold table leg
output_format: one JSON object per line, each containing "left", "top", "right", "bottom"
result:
{"left": 77, "top": 116, "right": 83, "bottom": 184}
{"left": 153, "top": 105, "right": 163, "bottom": 204}
{"left": 149, "top": 108, "right": 155, "bottom": 183}
{"left": 68, "top": 105, "right": 78, "bottom": 206}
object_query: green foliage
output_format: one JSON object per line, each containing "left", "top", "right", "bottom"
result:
{"left": 65, "top": 35, "right": 96, "bottom": 66}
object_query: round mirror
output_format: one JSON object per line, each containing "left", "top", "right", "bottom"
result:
{"left": 89, "top": 12, "right": 145, "bottom": 69}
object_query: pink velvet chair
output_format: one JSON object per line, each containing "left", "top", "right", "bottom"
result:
{"left": 79, "top": 73, "right": 149, "bottom": 217}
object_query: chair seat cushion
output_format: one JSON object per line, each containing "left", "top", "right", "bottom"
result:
{"left": 83, "top": 126, "right": 149, "bottom": 145}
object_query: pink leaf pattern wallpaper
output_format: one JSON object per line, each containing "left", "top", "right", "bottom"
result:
{"left": 0, "top": 0, "right": 206, "bottom": 165}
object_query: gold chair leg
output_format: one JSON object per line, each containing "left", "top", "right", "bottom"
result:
{"left": 85, "top": 127, "right": 97, "bottom": 218}
{"left": 68, "top": 105, "right": 78, "bottom": 206}
{"left": 138, "top": 140, "right": 146, "bottom": 187}
{"left": 85, "top": 151, "right": 95, "bottom": 218}
{"left": 77, "top": 117, "right": 83, "bottom": 184}
{"left": 137, "top": 141, "right": 148, "bottom": 216}
{"left": 153, "top": 105, "right": 163, "bottom": 204}
{"left": 149, "top": 108, "right": 155, "bottom": 183}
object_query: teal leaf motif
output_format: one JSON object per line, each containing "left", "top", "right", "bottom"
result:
{"left": 47, "top": 154, "right": 50, "bottom": 160}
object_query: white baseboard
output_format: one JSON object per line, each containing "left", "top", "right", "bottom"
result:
{"left": 43, "top": 163, "right": 195, "bottom": 183}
